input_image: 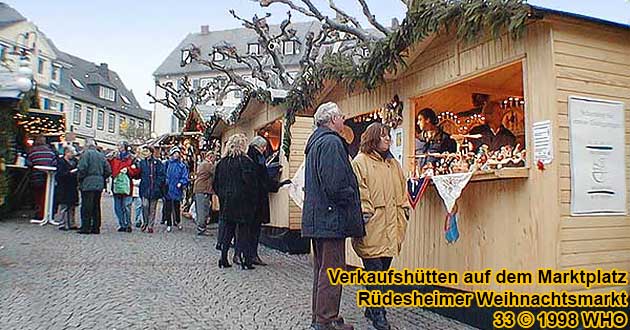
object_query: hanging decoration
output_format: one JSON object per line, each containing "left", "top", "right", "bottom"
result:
{"left": 432, "top": 172, "right": 473, "bottom": 244}
{"left": 351, "top": 95, "right": 404, "bottom": 129}
{"left": 406, "top": 176, "right": 431, "bottom": 209}
{"left": 444, "top": 212, "right": 460, "bottom": 244}
{"left": 431, "top": 172, "right": 473, "bottom": 214}
{"left": 379, "top": 94, "right": 403, "bottom": 129}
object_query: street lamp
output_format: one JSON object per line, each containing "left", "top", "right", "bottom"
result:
{"left": 15, "top": 57, "right": 33, "bottom": 93}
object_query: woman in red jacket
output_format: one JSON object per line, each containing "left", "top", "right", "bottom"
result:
{"left": 108, "top": 141, "right": 140, "bottom": 232}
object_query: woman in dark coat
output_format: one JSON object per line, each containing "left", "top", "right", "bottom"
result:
{"left": 56, "top": 146, "right": 79, "bottom": 230}
{"left": 245, "top": 136, "right": 291, "bottom": 266}
{"left": 213, "top": 134, "right": 260, "bottom": 270}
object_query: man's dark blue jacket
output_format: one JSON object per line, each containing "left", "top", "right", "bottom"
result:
{"left": 301, "top": 126, "right": 364, "bottom": 239}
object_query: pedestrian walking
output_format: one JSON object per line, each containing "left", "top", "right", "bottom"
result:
{"left": 26, "top": 136, "right": 58, "bottom": 221}
{"left": 302, "top": 102, "right": 364, "bottom": 330}
{"left": 108, "top": 141, "right": 140, "bottom": 233}
{"left": 138, "top": 146, "right": 165, "bottom": 234}
{"left": 213, "top": 134, "right": 260, "bottom": 270}
{"left": 55, "top": 146, "right": 79, "bottom": 231}
{"left": 163, "top": 146, "right": 189, "bottom": 232}
{"left": 132, "top": 177, "right": 142, "bottom": 228}
{"left": 77, "top": 138, "right": 111, "bottom": 234}
{"left": 192, "top": 151, "right": 216, "bottom": 236}
{"left": 351, "top": 122, "right": 410, "bottom": 330}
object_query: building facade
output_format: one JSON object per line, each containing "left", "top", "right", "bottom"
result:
{"left": 58, "top": 53, "right": 151, "bottom": 149}
{"left": 152, "top": 22, "right": 320, "bottom": 135}
{"left": 0, "top": 3, "right": 150, "bottom": 150}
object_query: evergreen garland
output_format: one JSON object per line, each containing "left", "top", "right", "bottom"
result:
{"left": 213, "top": 0, "right": 531, "bottom": 160}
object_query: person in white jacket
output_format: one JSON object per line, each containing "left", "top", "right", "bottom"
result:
{"left": 132, "top": 177, "right": 142, "bottom": 228}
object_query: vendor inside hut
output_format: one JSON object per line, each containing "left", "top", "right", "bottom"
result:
{"left": 415, "top": 107, "right": 457, "bottom": 169}
{"left": 469, "top": 101, "right": 516, "bottom": 152}
{"left": 412, "top": 61, "right": 527, "bottom": 175}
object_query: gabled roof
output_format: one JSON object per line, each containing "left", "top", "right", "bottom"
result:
{"left": 0, "top": 3, "right": 25, "bottom": 29}
{"left": 153, "top": 21, "right": 322, "bottom": 77}
{"left": 530, "top": 5, "right": 630, "bottom": 31}
{"left": 58, "top": 52, "right": 151, "bottom": 120}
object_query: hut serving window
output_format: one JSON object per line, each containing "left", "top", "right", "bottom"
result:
{"left": 257, "top": 120, "right": 282, "bottom": 154}
{"left": 413, "top": 61, "right": 526, "bottom": 177}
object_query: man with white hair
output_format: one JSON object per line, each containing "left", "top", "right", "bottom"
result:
{"left": 77, "top": 138, "right": 112, "bottom": 234}
{"left": 302, "top": 102, "right": 364, "bottom": 330}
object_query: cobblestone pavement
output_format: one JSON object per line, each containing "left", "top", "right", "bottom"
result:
{"left": 0, "top": 195, "right": 476, "bottom": 330}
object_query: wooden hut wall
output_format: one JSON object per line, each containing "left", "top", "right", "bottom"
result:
{"left": 335, "top": 21, "right": 570, "bottom": 292}
{"left": 288, "top": 116, "right": 315, "bottom": 230}
{"left": 550, "top": 18, "right": 630, "bottom": 293}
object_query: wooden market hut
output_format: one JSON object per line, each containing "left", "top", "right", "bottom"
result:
{"left": 210, "top": 99, "right": 314, "bottom": 253}
{"left": 320, "top": 5, "right": 630, "bottom": 322}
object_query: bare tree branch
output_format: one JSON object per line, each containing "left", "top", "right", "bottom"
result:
{"left": 356, "top": 0, "right": 391, "bottom": 34}
{"left": 327, "top": 0, "right": 363, "bottom": 30}
{"left": 258, "top": 0, "right": 378, "bottom": 42}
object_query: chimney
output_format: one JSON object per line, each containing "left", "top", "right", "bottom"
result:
{"left": 391, "top": 18, "right": 400, "bottom": 30}
{"left": 200, "top": 25, "right": 209, "bottom": 35}
{"left": 98, "top": 63, "right": 109, "bottom": 77}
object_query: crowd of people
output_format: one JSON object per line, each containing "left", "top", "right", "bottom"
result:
{"left": 25, "top": 101, "right": 459, "bottom": 330}
{"left": 26, "top": 133, "right": 289, "bottom": 270}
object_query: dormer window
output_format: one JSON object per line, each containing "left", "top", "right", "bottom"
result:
{"left": 247, "top": 43, "right": 260, "bottom": 55}
{"left": 71, "top": 78, "right": 85, "bottom": 89}
{"left": 121, "top": 95, "right": 131, "bottom": 105}
{"left": 213, "top": 52, "right": 225, "bottom": 62}
{"left": 99, "top": 86, "right": 116, "bottom": 101}
{"left": 181, "top": 49, "right": 191, "bottom": 66}
{"left": 283, "top": 40, "right": 298, "bottom": 55}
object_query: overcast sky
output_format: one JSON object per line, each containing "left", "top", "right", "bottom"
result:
{"left": 6, "top": 0, "right": 630, "bottom": 110}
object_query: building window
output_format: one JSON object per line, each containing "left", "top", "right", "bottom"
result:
{"left": 71, "top": 78, "right": 85, "bottom": 89}
{"left": 59, "top": 103, "right": 64, "bottom": 112}
{"left": 73, "top": 104, "right": 81, "bottom": 125}
{"left": 247, "top": 43, "right": 260, "bottom": 55}
{"left": 97, "top": 110, "right": 105, "bottom": 130}
{"left": 37, "top": 58, "right": 45, "bottom": 74}
{"left": 200, "top": 78, "right": 211, "bottom": 88}
{"left": 283, "top": 40, "right": 297, "bottom": 55}
{"left": 120, "top": 95, "right": 131, "bottom": 105}
{"left": 213, "top": 52, "right": 225, "bottom": 62}
{"left": 171, "top": 115, "right": 178, "bottom": 133}
{"left": 0, "top": 44, "right": 6, "bottom": 61}
{"left": 138, "top": 121, "right": 144, "bottom": 129}
{"left": 130, "top": 118, "right": 136, "bottom": 128}
{"left": 86, "top": 107, "right": 94, "bottom": 128}
{"left": 99, "top": 86, "right": 116, "bottom": 101}
{"left": 108, "top": 113, "right": 115, "bottom": 133}
{"left": 192, "top": 79, "right": 199, "bottom": 89}
{"left": 51, "top": 65, "right": 61, "bottom": 82}
{"left": 176, "top": 79, "right": 184, "bottom": 91}
{"left": 43, "top": 98, "right": 50, "bottom": 110}
{"left": 181, "top": 49, "right": 191, "bottom": 66}
{"left": 119, "top": 116, "right": 126, "bottom": 131}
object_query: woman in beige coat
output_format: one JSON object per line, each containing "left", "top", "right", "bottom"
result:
{"left": 352, "top": 122, "right": 410, "bottom": 330}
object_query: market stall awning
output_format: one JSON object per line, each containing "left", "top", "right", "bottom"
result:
{"left": 14, "top": 109, "right": 66, "bottom": 136}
